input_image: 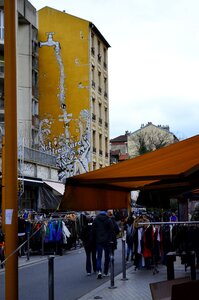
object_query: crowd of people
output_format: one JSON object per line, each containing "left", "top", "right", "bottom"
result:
{"left": 79, "top": 209, "right": 181, "bottom": 278}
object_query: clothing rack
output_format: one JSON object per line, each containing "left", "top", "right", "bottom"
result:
{"left": 138, "top": 221, "right": 199, "bottom": 225}
{"left": 135, "top": 220, "right": 199, "bottom": 276}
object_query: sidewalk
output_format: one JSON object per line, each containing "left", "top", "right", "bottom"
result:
{"left": 1, "top": 254, "right": 198, "bottom": 299}
{"left": 78, "top": 259, "right": 199, "bottom": 300}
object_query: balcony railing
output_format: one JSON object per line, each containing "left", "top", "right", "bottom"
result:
{"left": 24, "top": 147, "right": 57, "bottom": 167}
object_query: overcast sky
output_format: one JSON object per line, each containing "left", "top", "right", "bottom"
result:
{"left": 31, "top": 0, "right": 199, "bottom": 140}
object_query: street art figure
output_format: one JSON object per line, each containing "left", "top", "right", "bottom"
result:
{"left": 39, "top": 33, "right": 91, "bottom": 181}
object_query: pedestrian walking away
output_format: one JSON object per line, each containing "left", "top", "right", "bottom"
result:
{"left": 124, "top": 216, "right": 135, "bottom": 262}
{"left": 92, "top": 210, "right": 115, "bottom": 279}
{"left": 79, "top": 214, "right": 96, "bottom": 276}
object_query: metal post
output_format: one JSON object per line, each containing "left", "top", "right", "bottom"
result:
{"left": 26, "top": 232, "right": 30, "bottom": 261}
{"left": 109, "top": 242, "right": 117, "bottom": 289}
{"left": 48, "top": 256, "right": 55, "bottom": 300}
{"left": 121, "top": 232, "right": 128, "bottom": 280}
{"left": 41, "top": 224, "right": 45, "bottom": 256}
{"left": 4, "top": 1, "right": 18, "bottom": 299}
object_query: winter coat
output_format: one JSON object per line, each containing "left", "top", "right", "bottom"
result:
{"left": 92, "top": 213, "right": 114, "bottom": 245}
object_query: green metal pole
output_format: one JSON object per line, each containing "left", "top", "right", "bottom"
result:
{"left": 4, "top": 0, "right": 18, "bottom": 299}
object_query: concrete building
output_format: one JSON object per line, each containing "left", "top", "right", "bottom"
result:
{"left": 128, "top": 122, "right": 179, "bottom": 158}
{"left": 110, "top": 132, "right": 129, "bottom": 164}
{"left": 38, "top": 7, "right": 110, "bottom": 181}
{"left": 0, "top": 0, "right": 62, "bottom": 212}
{"left": 110, "top": 123, "right": 178, "bottom": 162}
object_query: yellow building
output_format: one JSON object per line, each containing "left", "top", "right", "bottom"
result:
{"left": 38, "top": 7, "right": 110, "bottom": 181}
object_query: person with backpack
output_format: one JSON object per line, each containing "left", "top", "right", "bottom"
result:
{"left": 92, "top": 210, "right": 115, "bottom": 279}
{"left": 124, "top": 216, "right": 135, "bottom": 262}
{"left": 79, "top": 214, "right": 96, "bottom": 276}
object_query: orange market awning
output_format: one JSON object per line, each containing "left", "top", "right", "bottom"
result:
{"left": 59, "top": 134, "right": 199, "bottom": 211}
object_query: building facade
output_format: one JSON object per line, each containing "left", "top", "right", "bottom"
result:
{"left": 0, "top": 0, "right": 62, "bottom": 212}
{"left": 128, "top": 122, "right": 178, "bottom": 158}
{"left": 38, "top": 7, "right": 110, "bottom": 182}
{"left": 110, "top": 123, "right": 178, "bottom": 163}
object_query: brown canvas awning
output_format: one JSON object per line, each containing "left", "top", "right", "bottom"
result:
{"left": 59, "top": 134, "right": 199, "bottom": 211}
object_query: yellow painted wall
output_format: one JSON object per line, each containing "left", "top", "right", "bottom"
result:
{"left": 38, "top": 7, "right": 91, "bottom": 180}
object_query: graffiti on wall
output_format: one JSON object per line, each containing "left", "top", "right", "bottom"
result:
{"left": 39, "top": 33, "right": 90, "bottom": 181}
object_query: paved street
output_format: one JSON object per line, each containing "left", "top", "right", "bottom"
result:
{"left": 1, "top": 240, "right": 199, "bottom": 300}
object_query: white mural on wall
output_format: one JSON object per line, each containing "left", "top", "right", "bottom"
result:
{"left": 39, "top": 33, "right": 90, "bottom": 181}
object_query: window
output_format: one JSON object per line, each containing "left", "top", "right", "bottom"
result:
{"left": 103, "top": 48, "right": 107, "bottom": 69}
{"left": 92, "top": 97, "right": 95, "bottom": 114}
{"left": 104, "top": 77, "right": 108, "bottom": 97}
{"left": 98, "top": 40, "right": 101, "bottom": 62}
{"left": 99, "top": 102, "right": 102, "bottom": 118}
{"left": 93, "top": 130, "right": 96, "bottom": 152}
{"left": 104, "top": 107, "right": 108, "bottom": 123}
{"left": 99, "top": 134, "right": 102, "bottom": 152}
{"left": 0, "top": 10, "right": 4, "bottom": 40}
{"left": 98, "top": 71, "right": 101, "bottom": 93}
{"left": 32, "top": 99, "right": 38, "bottom": 116}
{"left": 105, "top": 137, "right": 108, "bottom": 157}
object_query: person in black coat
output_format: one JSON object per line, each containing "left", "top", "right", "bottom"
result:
{"left": 92, "top": 211, "right": 115, "bottom": 278}
{"left": 79, "top": 214, "right": 96, "bottom": 275}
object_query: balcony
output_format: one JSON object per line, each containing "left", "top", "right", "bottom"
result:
{"left": 24, "top": 147, "right": 57, "bottom": 167}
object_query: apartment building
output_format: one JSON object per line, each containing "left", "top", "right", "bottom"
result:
{"left": 38, "top": 7, "right": 110, "bottom": 181}
{"left": 0, "top": 0, "right": 62, "bottom": 212}
{"left": 110, "top": 123, "right": 178, "bottom": 163}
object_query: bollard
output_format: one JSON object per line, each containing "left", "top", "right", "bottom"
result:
{"left": 109, "top": 242, "right": 117, "bottom": 289}
{"left": 121, "top": 231, "right": 128, "bottom": 281}
{"left": 41, "top": 224, "right": 45, "bottom": 256}
{"left": 26, "top": 232, "right": 30, "bottom": 261}
{"left": 48, "top": 255, "right": 55, "bottom": 300}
